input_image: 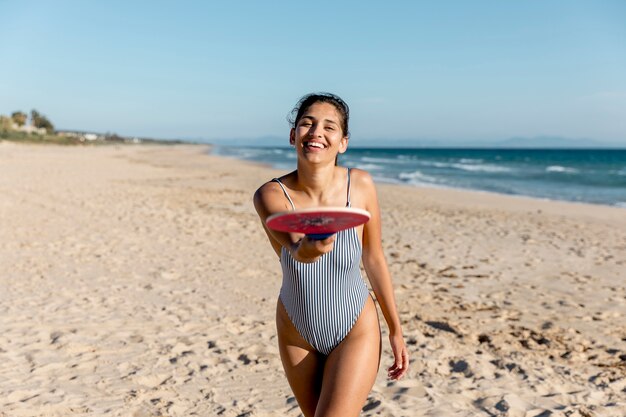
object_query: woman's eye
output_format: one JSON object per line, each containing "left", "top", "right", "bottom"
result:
{"left": 325, "top": 126, "right": 335, "bottom": 131}
{"left": 300, "top": 122, "right": 312, "bottom": 127}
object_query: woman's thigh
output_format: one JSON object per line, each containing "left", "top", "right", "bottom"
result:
{"left": 315, "top": 296, "right": 381, "bottom": 417}
{"left": 276, "top": 299, "right": 324, "bottom": 417}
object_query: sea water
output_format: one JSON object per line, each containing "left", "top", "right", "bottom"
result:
{"left": 212, "top": 146, "right": 626, "bottom": 208}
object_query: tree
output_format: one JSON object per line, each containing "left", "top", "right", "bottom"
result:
{"left": 0, "top": 115, "right": 13, "bottom": 131}
{"left": 30, "top": 109, "right": 54, "bottom": 133}
{"left": 11, "top": 111, "right": 27, "bottom": 126}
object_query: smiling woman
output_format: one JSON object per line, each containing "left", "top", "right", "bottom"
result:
{"left": 288, "top": 93, "right": 351, "bottom": 166}
{"left": 253, "top": 93, "right": 408, "bottom": 417}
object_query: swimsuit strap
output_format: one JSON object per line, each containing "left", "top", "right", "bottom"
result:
{"left": 346, "top": 168, "right": 352, "bottom": 208}
{"left": 274, "top": 169, "right": 351, "bottom": 210}
{"left": 272, "top": 178, "right": 296, "bottom": 210}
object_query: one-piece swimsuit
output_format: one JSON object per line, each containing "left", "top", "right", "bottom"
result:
{"left": 272, "top": 168, "right": 370, "bottom": 355}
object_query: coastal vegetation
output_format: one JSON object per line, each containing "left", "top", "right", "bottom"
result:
{"left": 0, "top": 109, "right": 182, "bottom": 145}
{"left": 1, "top": 109, "right": 76, "bottom": 144}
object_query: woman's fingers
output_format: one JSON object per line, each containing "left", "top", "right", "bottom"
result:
{"left": 304, "top": 235, "right": 335, "bottom": 252}
{"left": 387, "top": 364, "right": 405, "bottom": 379}
{"left": 387, "top": 346, "right": 409, "bottom": 380}
{"left": 294, "top": 235, "right": 336, "bottom": 261}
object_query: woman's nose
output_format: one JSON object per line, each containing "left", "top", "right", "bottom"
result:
{"left": 308, "top": 124, "right": 323, "bottom": 137}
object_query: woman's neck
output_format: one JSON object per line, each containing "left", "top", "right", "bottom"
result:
{"left": 295, "top": 161, "right": 339, "bottom": 204}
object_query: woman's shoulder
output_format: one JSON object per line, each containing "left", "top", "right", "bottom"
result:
{"left": 254, "top": 179, "right": 282, "bottom": 204}
{"left": 347, "top": 167, "right": 375, "bottom": 189}
{"left": 253, "top": 173, "right": 295, "bottom": 210}
{"left": 346, "top": 167, "right": 378, "bottom": 210}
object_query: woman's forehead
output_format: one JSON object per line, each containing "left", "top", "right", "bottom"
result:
{"left": 302, "top": 102, "right": 342, "bottom": 120}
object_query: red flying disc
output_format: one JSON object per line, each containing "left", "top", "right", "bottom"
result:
{"left": 266, "top": 207, "right": 370, "bottom": 239}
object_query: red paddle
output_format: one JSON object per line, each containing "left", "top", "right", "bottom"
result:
{"left": 266, "top": 207, "right": 371, "bottom": 240}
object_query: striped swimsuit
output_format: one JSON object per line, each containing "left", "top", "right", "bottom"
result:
{"left": 273, "top": 169, "right": 370, "bottom": 355}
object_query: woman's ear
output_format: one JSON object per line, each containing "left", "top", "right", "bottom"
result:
{"left": 338, "top": 135, "right": 349, "bottom": 154}
{"left": 289, "top": 128, "right": 295, "bottom": 146}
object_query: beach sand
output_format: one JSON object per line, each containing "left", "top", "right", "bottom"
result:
{"left": 1, "top": 142, "right": 624, "bottom": 417}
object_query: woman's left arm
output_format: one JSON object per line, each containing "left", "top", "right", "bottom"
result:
{"left": 357, "top": 171, "right": 409, "bottom": 380}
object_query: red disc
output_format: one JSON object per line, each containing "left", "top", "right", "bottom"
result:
{"left": 266, "top": 207, "right": 370, "bottom": 235}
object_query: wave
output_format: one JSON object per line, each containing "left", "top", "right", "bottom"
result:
{"left": 546, "top": 165, "right": 579, "bottom": 174}
{"left": 233, "top": 150, "right": 266, "bottom": 159}
{"left": 398, "top": 170, "right": 440, "bottom": 184}
{"left": 416, "top": 161, "right": 451, "bottom": 168}
{"left": 354, "top": 163, "right": 383, "bottom": 170}
{"left": 209, "top": 146, "right": 626, "bottom": 207}
{"left": 450, "top": 163, "right": 512, "bottom": 173}
{"left": 372, "top": 176, "right": 404, "bottom": 185}
{"left": 361, "top": 156, "right": 403, "bottom": 164}
{"left": 374, "top": 174, "right": 445, "bottom": 189}
{"left": 415, "top": 160, "right": 511, "bottom": 173}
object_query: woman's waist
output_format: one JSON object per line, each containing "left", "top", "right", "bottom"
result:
{"left": 279, "top": 273, "right": 368, "bottom": 295}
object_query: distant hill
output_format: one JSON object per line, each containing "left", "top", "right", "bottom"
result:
{"left": 208, "top": 136, "right": 625, "bottom": 149}
{"left": 353, "top": 137, "right": 626, "bottom": 149}
{"left": 492, "top": 136, "right": 623, "bottom": 149}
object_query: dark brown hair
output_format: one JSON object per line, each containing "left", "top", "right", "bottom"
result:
{"left": 288, "top": 93, "right": 350, "bottom": 138}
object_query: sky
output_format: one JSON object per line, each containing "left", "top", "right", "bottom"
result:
{"left": 1, "top": 0, "right": 625, "bottom": 146}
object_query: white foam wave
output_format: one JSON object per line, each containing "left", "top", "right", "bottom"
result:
{"left": 615, "top": 202, "right": 626, "bottom": 209}
{"left": 355, "top": 163, "right": 383, "bottom": 170}
{"left": 236, "top": 150, "right": 265, "bottom": 159}
{"left": 372, "top": 176, "right": 404, "bottom": 185}
{"left": 546, "top": 165, "right": 579, "bottom": 174}
{"left": 398, "top": 170, "right": 439, "bottom": 183}
{"left": 361, "top": 156, "right": 402, "bottom": 164}
{"left": 450, "top": 163, "right": 512, "bottom": 173}
{"left": 374, "top": 175, "right": 445, "bottom": 189}
{"left": 414, "top": 160, "right": 511, "bottom": 172}
{"left": 425, "top": 161, "right": 451, "bottom": 168}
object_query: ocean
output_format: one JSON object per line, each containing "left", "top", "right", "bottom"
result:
{"left": 212, "top": 146, "right": 626, "bottom": 208}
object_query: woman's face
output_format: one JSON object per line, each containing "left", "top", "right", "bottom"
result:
{"left": 290, "top": 102, "right": 348, "bottom": 163}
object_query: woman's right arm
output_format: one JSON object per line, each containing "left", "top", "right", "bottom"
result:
{"left": 253, "top": 181, "right": 334, "bottom": 263}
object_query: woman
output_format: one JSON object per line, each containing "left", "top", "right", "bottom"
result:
{"left": 253, "top": 93, "right": 409, "bottom": 416}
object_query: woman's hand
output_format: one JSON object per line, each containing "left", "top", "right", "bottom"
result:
{"left": 291, "top": 235, "right": 335, "bottom": 262}
{"left": 387, "top": 333, "right": 409, "bottom": 380}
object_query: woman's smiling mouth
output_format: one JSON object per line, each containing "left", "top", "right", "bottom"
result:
{"left": 304, "top": 141, "right": 326, "bottom": 150}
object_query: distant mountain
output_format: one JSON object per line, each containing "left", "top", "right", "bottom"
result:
{"left": 347, "top": 136, "right": 625, "bottom": 149}
{"left": 493, "top": 136, "right": 622, "bottom": 149}
{"left": 207, "top": 135, "right": 625, "bottom": 149}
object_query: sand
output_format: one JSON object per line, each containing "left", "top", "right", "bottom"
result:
{"left": 0, "top": 141, "right": 624, "bottom": 417}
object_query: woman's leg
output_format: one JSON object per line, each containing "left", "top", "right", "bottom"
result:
{"left": 276, "top": 300, "right": 325, "bottom": 417}
{"left": 315, "top": 296, "right": 381, "bottom": 417}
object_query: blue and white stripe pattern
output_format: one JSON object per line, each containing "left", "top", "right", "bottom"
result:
{"left": 279, "top": 228, "right": 370, "bottom": 355}
{"left": 273, "top": 169, "right": 370, "bottom": 355}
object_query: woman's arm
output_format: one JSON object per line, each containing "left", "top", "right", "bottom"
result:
{"left": 253, "top": 180, "right": 335, "bottom": 263}
{"left": 357, "top": 171, "right": 409, "bottom": 380}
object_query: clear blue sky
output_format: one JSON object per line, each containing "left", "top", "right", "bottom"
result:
{"left": 1, "top": 0, "right": 625, "bottom": 145}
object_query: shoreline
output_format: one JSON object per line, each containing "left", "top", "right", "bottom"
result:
{"left": 1, "top": 142, "right": 624, "bottom": 416}
{"left": 208, "top": 145, "right": 626, "bottom": 217}
{"left": 208, "top": 144, "right": 626, "bottom": 210}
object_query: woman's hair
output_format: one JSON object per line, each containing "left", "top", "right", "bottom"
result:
{"left": 288, "top": 93, "right": 350, "bottom": 138}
